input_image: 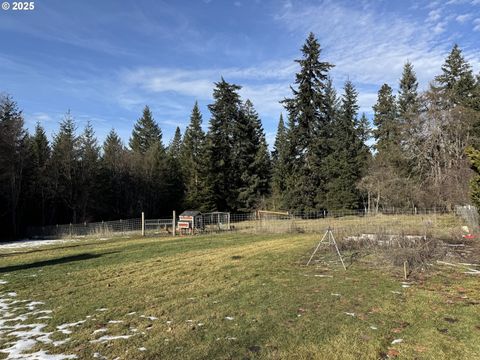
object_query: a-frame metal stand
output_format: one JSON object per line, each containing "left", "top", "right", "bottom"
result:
{"left": 306, "top": 227, "right": 346, "bottom": 270}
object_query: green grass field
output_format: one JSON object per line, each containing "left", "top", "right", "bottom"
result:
{"left": 1, "top": 232, "right": 479, "bottom": 359}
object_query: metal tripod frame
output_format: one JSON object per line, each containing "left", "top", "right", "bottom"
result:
{"left": 306, "top": 227, "right": 346, "bottom": 270}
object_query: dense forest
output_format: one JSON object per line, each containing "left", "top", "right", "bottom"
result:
{"left": 1, "top": 33, "right": 480, "bottom": 239}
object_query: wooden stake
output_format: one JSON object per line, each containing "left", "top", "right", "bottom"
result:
{"left": 172, "top": 210, "right": 176, "bottom": 237}
{"left": 403, "top": 261, "right": 408, "bottom": 280}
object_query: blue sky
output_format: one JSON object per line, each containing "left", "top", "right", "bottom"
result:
{"left": 1, "top": 0, "right": 480, "bottom": 148}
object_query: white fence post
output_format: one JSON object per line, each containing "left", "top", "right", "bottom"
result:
{"left": 141, "top": 212, "right": 145, "bottom": 237}
{"left": 172, "top": 210, "right": 176, "bottom": 237}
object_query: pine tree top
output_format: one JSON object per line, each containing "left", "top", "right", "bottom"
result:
{"left": 129, "top": 105, "right": 163, "bottom": 154}
{"left": 168, "top": 126, "right": 182, "bottom": 157}
{"left": 398, "top": 61, "right": 419, "bottom": 117}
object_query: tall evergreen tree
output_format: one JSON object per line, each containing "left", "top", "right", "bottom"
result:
{"left": 235, "top": 100, "right": 270, "bottom": 211}
{"left": 373, "top": 84, "right": 399, "bottom": 154}
{"left": 204, "top": 78, "right": 242, "bottom": 211}
{"left": 181, "top": 102, "right": 207, "bottom": 210}
{"left": 168, "top": 127, "right": 182, "bottom": 157}
{"left": 326, "top": 81, "right": 363, "bottom": 209}
{"left": 398, "top": 61, "right": 419, "bottom": 120}
{"left": 281, "top": 32, "right": 334, "bottom": 212}
{"left": 51, "top": 111, "right": 81, "bottom": 223}
{"left": 165, "top": 127, "right": 185, "bottom": 211}
{"left": 0, "top": 95, "right": 29, "bottom": 236}
{"left": 271, "top": 114, "right": 289, "bottom": 209}
{"left": 78, "top": 121, "right": 100, "bottom": 221}
{"left": 101, "top": 129, "right": 130, "bottom": 219}
{"left": 103, "top": 129, "right": 125, "bottom": 172}
{"left": 434, "top": 44, "right": 476, "bottom": 108}
{"left": 128, "top": 106, "right": 168, "bottom": 216}
{"left": 28, "top": 122, "right": 52, "bottom": 226}
{"left": 129, "top": 105, "right": 163, "bottom": 154}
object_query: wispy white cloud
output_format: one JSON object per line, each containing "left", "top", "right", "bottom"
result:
{"left": 273, "top": 0, "right": 480, "bottom": 90}
{"left": 456, "top": 14, "right": 472, "bottom": 23}
{"left": 474, "top": 18, "right": 480, "bottom": 31}
{"left": 118, "top": 63, "right": 293, "bottom": 122}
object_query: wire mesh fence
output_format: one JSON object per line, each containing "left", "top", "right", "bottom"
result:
{"left": 144, "top": 218, "right": 174, "bottom": 236}
{"left": 26, "top": 208, "right": 475, "bottom": 241}
{"left": 27, "top": 218, "right": 143, "bottom": 239}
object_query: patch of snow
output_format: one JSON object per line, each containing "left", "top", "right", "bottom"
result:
{"left": 92, "top": 328, "right": 108, "bottom": 335}
{"left": 26, "top": 301, "right": 45, "bottom": 311}
{"left": 95, "top": 308, "right": 108, "bottom": 312}
{"left": 108, "top": 320, "right": 123, "bottom": 324}
{"left": 225, "top": 316, "right": 234, "bottom": 321}
{"left": 344, "top": 312, "right": 355, "bottom": 317}
{"left": 0, "top": 294, "right": 76, "bottom": 359}
{"left": 56, "top": 320, "right": 86, "bottom": 334}
{"left": 140, "top": 315, "right": 158, "bottom": 321}
{"left": 7, "top": 292, "right": 17, "bottom": 297}
{"left": 138, "top": 347, "right": 147, "bottom": 351}
{"left": 391, "top": 338, "right": 403, "bottom": 344}
{"left": 90, "top": 335, "right": 132, "bottom": 343}
{"left": 0, "top": 280, "right": 8, "bottom": 285}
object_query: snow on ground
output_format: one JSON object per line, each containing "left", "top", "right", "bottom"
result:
{"left": 0, "top": 237, "right": 112, "bottom": 251}
{"left": 1, "top": 280, "right": 155, "bottom": 358}
{"left": 89, "top": 335, "right": 132, "bottom": 344}
{"left": 0, "top": 292, "right": 77, "bottom": 360}
{"left": 0, "top": 239, "right": 76, "bottom": 251}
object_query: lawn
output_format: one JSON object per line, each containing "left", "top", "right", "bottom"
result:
{"left": 0, "top": 232, "right": 479, "bottom": 359}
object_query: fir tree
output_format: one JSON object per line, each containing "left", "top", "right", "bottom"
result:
{"left": 0, "top": 95, "right": 29, "bottom": 236}
{"left": 164, "top": 127, "right": 185, "bottom": 211}
{"left": 373, "top": 84, "right": 398, "bottom": 153}
{"left": 28, "top": 122, "right": 52, "bottom": 225}
{"left": 325, "top": 81, "right": 363, "bottom": 209}
{"left": 103, "top": 129, "right": 125, "bottom": 172}
{"left": 235, "top": 100, "right": 270, "bottom": 211}
{"left": 435, "top": 44, "right": 476, "bottom": 107}
{"left": 271, "top": 114, "right": 289, "bottom": 209}
{"left": 51, "top": 111, "right": 81, "bottom": 223}
{"left": 281, "top": 32, "right": 334, "bottom": 212}
{"left": 100, "top": 129, "right": 132, "bottom": 219}
{"left": 129, "top": 105, "right": 163, "bottom": 154}
{"left": 168, "top": 127, "right": 182, "bottom": 158}
{"left": 204, "top": 78, "right": 242, "bottom": 211}
{"left": 398, "top": 61, "right": 419, "bottom": 120}
{"left": 78, "top": 121, "right": 100, "bottom": 221}
{"left": 181, "top": 102, "right": 207, "bottom": 210}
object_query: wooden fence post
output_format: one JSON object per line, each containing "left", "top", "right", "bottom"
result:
{"left": 172, "top": 210, "right": 176, "bottom": 237}
{"left": 141, "top": 212, "right": 145, "bottom": 237}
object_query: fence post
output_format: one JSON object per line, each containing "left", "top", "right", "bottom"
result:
{"left": 172, "top": 210, "right": 176, "bottom": 237}
{"left": 141, "top": 212, "right": 145, "bottom": 237}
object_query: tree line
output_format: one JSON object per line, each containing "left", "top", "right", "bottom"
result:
{"left": 1, "top": 33, "right": 480, "bottom": 238}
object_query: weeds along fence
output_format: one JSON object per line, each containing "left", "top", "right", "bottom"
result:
{"left": 27, "top": 208, "right": 473, "bottom": 241}
{"left": 230, "top": 209, "right": 468, "bottom": 241}
{"left": 27, "top": 217, "right": 174, "bottom": 239}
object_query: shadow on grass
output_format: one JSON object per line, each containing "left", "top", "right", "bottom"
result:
{"left": 0, "top": 252, "right": 118, "bottom": 273}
